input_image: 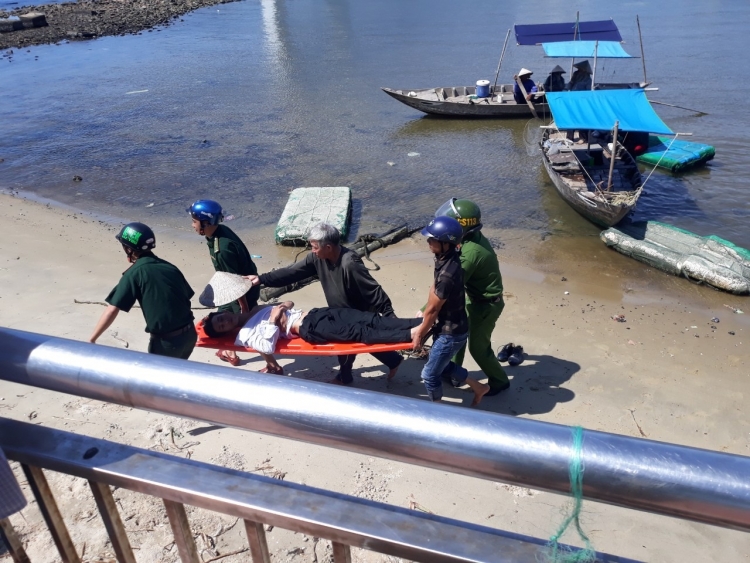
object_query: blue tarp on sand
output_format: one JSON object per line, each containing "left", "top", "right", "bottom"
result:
{"left": 542, "top": 40, "right": 633, "bottom": 58}
{"left": 515, "top": 20, "right": 622, "bottom": 45}
{"left": 546, "top": 90, "right": 674, "bottom": 135}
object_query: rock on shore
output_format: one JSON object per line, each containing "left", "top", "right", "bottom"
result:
{"left": 0, "top": 0, "right": 240, "bottom": 50}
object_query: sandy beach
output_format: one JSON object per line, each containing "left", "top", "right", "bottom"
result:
{"left": 1, "top": 191, "right": 749, "bottom": 562}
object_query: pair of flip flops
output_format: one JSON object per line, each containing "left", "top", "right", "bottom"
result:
{"left": 497, "top": 343, "right": 524, "bottom": 366}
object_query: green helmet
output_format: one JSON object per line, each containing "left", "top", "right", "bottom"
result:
{"left": 435, "top": 198, "right": 482, "bottom": 235}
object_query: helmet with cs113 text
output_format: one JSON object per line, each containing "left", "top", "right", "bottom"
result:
{"left": 116, "top": 222, "right": 156, "bottom": 251}
{"left": 435, "top": 198, "right": 482, "bottom": 235}
{"left": 421, "top": 216, "right": 463, "bottom": 244}
{"left": 187, "top": 199, "right": 224, "bottom": 226}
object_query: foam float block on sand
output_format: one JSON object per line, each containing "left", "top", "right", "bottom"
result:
{"left": 275, "top": 187, "right": 352, "bottom": 245}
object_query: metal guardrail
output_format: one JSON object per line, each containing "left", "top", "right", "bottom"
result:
{"left": 1, "top": 327, "right": 749, "bottom": 561}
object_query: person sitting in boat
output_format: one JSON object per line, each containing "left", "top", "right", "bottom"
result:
{"left": 512, "top": 68, "right": 538, "bottom": 104}
{"left": 202, "top": 303, "right": 422, "bottom": 379}
{"left": 542, "top": 65, "right": 567, "bottom": 93}
{"left": 565, "top": 60, "right": 593, "bottom": 91}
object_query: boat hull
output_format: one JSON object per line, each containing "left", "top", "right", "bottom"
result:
{"left": 382, "top": 86, "right": 548, "bottom": 118}
{"left": 540, "top": 131, "right": 643, "bottom": 228}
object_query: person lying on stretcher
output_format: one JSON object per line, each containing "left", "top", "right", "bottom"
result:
{"left": 202, "top": 301, "right": 422, "bottom": 378}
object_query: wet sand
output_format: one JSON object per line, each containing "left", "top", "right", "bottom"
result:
{"left": 0, "top": 192, "right": 749, "bottom": 562}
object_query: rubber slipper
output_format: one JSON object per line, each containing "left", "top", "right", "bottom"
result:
{"left": 216, "top": 350, "right": 240, "bottom": 367}
{"left": 259, "top": 365, "right": 284, "bottom": 375}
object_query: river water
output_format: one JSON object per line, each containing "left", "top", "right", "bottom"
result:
{"left": 1, "top": 0, "right": 749, "bottom": 298}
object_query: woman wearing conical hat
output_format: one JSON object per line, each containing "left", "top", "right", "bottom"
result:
{"left": 566, "top": 60, "right": 593, "bottom": 91}
{"left": 543, "top": 65, "right": 567, "bottom": 93}
{"left": 512, "top": 67, "right": 538, "bottom": 104}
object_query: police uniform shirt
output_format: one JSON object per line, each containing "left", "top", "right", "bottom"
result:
{"left": 459, "top": 231, "right": 503, "bottom": 304}
{"left": 433, "top": 249, "right": 468, "bottom": 336}
{"left": 106, "top": 255, "right": 194, "bottom": 334}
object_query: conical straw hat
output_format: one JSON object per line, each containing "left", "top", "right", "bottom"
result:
{"left": 199, "top": 271, "right": 253, "bottom": 307}
{"left": 550, "top": 65, "right": 566, "bottom": 74}
{"left": 518, "top": 67, "right": 533, "bottom": 76}
{"left": 573, "top": 60, "right": 592, "bottom": 73}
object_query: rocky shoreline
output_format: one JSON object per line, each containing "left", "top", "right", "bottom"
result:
{"left": 0, "top": 0, "right": 240, "bottom": 50}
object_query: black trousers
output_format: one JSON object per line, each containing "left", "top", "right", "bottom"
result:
{"left": 299, "top": 308, "right": 421, "bottom": 384}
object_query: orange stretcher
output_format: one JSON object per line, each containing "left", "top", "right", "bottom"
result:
{"left": 195, "top": 321, "right": 413, "bottom": 356}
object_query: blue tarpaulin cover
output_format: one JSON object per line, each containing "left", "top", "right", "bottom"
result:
{"left": 542, "top": 40, "right": 633, "bottom": 58}
{"left": 546, "top": 90, "right": 674, "bottom": 134}
{"left": 515, "top": 20, "right": 622, "bottom": 45}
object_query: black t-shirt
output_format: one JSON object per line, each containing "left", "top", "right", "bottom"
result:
{"left": 433, "top": 249, "right": 468, "bottom": 336}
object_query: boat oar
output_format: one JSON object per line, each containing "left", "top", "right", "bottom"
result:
{"left": 514, "top": 76, "right": 539, "bottom": 119}
{"left": 649, "top": 99, "right": 707, "bottom": 115}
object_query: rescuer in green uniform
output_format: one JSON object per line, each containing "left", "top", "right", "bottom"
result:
{"left": 435, "top": 199, "right": 510, "bottom": 395}
{"left": 89, "top": 222, "right": 197, "bottom": 359}
{"left": 187, "top": 199, "right": 260, "bottom": 367}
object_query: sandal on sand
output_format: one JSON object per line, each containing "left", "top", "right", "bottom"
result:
{"left": 216, "top": 350, "right": 240, "bottom": 367}
{"left": 259, "top": 365, "right": 284, "bottom": 375}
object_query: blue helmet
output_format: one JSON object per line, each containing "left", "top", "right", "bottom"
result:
{"left": 187, "top": 199, "right": 224, "bottom": 226}
{"left": 421, "top": 216, "right": 463, "bottom": 243}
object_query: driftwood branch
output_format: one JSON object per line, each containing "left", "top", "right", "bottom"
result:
{"left": 259, "top": 225, "right": 417, "bottom": 302}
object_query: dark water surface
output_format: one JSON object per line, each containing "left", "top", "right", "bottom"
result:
{"left": 1, "top": 0, "right": 749, "bottom": 296}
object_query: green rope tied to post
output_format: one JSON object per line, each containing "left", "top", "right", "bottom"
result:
{"left": 544, "top": 426, "right": 596, "bottom": 563}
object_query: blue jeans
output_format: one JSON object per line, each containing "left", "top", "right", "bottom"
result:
{"left": 421, "top": 332, "right": 469, "bottom": 401}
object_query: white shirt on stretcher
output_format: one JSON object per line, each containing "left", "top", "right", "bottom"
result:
{"left": 234, "top": 306, "right": 303, "bottom": 354}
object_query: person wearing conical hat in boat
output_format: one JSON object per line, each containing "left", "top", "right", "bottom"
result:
{"left": 512, "top": 68, "right": 538, "bottom": 104}
{"left": 543, "top": 65, "right": 567, "bottom": 93}
{"left": 566, "top": 60, "right": 593, "bottom": 91}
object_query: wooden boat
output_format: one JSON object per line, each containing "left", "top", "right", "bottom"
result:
{"left": 383, "top": 19, "right": 648, "bottom": 119}
{"left": 381, "top": 85, "right": 547, "bottom": 118}
{"left": 540, "top": 89, "right": 674, "bottom": 228}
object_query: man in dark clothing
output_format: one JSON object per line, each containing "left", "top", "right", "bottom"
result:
{"left": 90, "top": 222, "right": 197, "bottom": 359}
{"left": 411, "top": 217, "right": 489, "bottom": 406}
{"left": 247, "top": 222, "right": 403, "bottom": 384}
{"left": 188, "top": 199, "right": 259, "bottom": 366}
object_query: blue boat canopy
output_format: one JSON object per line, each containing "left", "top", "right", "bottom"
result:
{"left": 515, "top": 20, "right": 622, "bottom": 45}
{"left": 546, "top": 90, "right": 674, "bottom": 135}
{"left": 542, "top": 40, "right": 633, "bottom": 58}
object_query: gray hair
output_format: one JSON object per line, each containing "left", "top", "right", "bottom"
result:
{"left": 307, "top": 222, "right": 341, "bottom": 246}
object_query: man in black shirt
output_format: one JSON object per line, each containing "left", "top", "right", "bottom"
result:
{"left": 412, "top": 217, "right": 489, "bottom": 405}
{"left": 247, "top": 222, "right": 403, "bottom": 384}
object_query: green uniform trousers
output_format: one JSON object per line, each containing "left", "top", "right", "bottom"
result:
{"left": 452, "top": 299, "right": 509, "bottom": 391}
{"left": 148, "top": 326, "right": 198, "bottom": 360}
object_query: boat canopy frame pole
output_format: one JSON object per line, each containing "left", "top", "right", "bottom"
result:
{"left": 492, "top": 29, "right": 512, "bottom": 95}
{"left": 570, "top": 11, "right": 580, "bottom": 76}
{"left": 607, "top": 120, "right": 619, "bottom": 192}
{"left": 637, "top": 15, "right": 647, "bottom": 84}
{"left": 591, "top": 40, "right": 599, "bottom": 91}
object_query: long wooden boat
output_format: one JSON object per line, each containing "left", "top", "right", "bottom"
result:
{"left": 541, "top": 130, "right": 643, "bottom": 227}
{"left": 381, "top": 85, "right": 547, "bottom": 118}
{"left": 541, "top": 89, "right": 674, "bottom": 228}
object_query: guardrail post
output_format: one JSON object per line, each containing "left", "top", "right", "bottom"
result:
{"left": 21, "top": 464, "right": 81, "bottom": 563}
{"left": 0, "top": 518, "right": 31, "bottom": 563}
{"left": 163, "top": 499, "right": 200, "bottom": 563}
{"left": 243, "top": 519, "right": 271, "bottom": 563}
{"left": 88, "top": 481, "right": 136, "bottom": 563}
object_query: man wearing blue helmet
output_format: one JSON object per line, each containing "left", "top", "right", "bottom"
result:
{"left": 412, "top": 216, "right": 490, "bottom": 406}
{"left": 188, "top": 199, "right": 262, "bottom": 369}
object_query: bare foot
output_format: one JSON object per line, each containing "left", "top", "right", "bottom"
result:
{"left": 471, "top": 383, "right": 490, "bottom": 406}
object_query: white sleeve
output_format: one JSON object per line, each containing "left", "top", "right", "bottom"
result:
{"left": 235, "top": 321, "right": 280, "bottom": 354}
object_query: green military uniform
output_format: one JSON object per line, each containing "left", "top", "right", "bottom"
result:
{"left": 452, "top": 230, "right": 509, "bottom": 392}
{"left": 206, "top": 224, "right": 260, "bottom": 313}
{"left": 106, "top": 255, "right": 197, "bottom": 359}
